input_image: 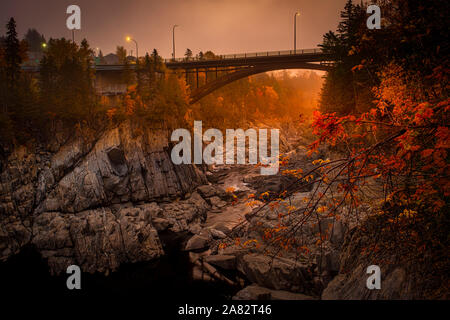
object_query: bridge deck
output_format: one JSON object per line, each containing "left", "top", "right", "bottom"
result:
{"left": 165, "top": 48, "right": 329, "bottom": 69}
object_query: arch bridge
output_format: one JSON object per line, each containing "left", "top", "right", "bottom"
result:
{"left": 164, "top": 48, "right": 332, "bottom": 104}
{"left": 22, "top": 48, "right": 333, "bottom": 104}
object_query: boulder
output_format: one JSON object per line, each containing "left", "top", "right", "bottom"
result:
{"left": 197, "top": 184, "right": 218, "bottom": 198}
{"left": 185, "top": 235, "right": 209, "bottom": 251}
{"left": 152, "top": 218, "right": 170, "bottom": 231}
{"left": 205, "top": 255, "right": 236, "bottom": 270}
{"left": 208, "top": 228, "right": 227, "bottom": 239}
{"left": 209, "top": 196, "right": 227, "bottom": 208}
{"left": 237, "top": 253, "right": 316, "bottom": 294}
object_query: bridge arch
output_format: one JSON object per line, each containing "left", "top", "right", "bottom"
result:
{"left": 188, "top": 62, "right": 330, "bottom": 104}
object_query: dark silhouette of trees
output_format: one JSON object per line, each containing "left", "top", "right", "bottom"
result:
{"left": 116, "top": 46, "right": 127, "bottom": 64}
{"left": 319, "top": 1, "right": 368, "bottom": 114}
{"left": 39, "top": 38, "right": 97, "bottom": 123}
{"left": 97, "top": 50, "right": 106, "bottom": 64}
{"left": 151, "top": 49, "right": 162, "bottom": 72}
{"left": 0, "top": 18, "right": 41, "bottom": 144}
{"left": 24, "top": 28, "right": 46, "bottom": 52}
{"left": 185, "top": 48, "right": 193, "bottom": 60}
{"left": 5, "top": 18, "right": 23, "bottom": 93}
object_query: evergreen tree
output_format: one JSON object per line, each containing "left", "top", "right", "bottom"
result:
{"left": 5, "top": 18, "right": 22, "bottom": 91}
{"left": 24, "top": 28, "right": 46, "bottom": 52}
{"left": 185, "top": 48, "right": 193, "bottom": 60}
{"left": 319, "top": 1, "right": 369, "bottom": 114}
{"left": 151, "top": 49, "right": 161, "bottom": 72}
{"left": 97, "top": 50, "right": 106, "bottom": 64}
{"left": 116, "top": 46, "right": 127, "bottom": 64}
{"left": 39, "top": 38, "right": 97, "bottom": 122}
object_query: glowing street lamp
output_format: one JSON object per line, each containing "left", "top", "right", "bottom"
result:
{"left": 126, "top": 36, "right": 139, "bottom": 62}
{"left": 294, "top": 11, "right": 300, "bottom": 53}
{"left": 41, "top": 43, "right": 47, "bottom": 49}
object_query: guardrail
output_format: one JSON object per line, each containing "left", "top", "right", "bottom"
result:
{"left": 164, "top": 48, "right": 323, "bottom": 63}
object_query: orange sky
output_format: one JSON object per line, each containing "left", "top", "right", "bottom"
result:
{"left": 1, "top": 0, "right": 349, "bottom": 59}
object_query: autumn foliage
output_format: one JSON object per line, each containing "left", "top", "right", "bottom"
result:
{"left": 217, "top": 0, "right": 449, "bottom": 298}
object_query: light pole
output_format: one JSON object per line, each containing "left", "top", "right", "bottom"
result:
{"left": 294, "top": 11, "right": 300, "bottom": 53}
{"left": 172, "top": 25, "right": 179, "bottom": 61}
{"left": 126, "top": 36, "right": 139, "bottom": 63}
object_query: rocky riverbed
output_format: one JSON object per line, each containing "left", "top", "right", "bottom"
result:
{"left": 0, "top": 121, "right": 416, "bottom": 299}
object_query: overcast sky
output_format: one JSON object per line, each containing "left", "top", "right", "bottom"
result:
{"left": 1, "top": 0, "right": 349, "bottom": 58}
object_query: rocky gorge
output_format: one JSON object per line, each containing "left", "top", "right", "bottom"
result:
{"left": 0, "top": 120, "right": 417, "bottom": 299}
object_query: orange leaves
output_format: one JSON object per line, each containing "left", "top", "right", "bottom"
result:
{"left": 310, "top": 111, "right": 346, "bottom": 147}
{"left": 106, "top": 108, "right": 117, "bottom": 122}
{"left": 435, "top": 126, "right": 450, "bottom": 149}
{"left": 351, "top": 64, "right": 364, "bottom": 72}
{"left": 225, "top": 186, "right": 236, "bottom": 193}
{"left": 251, "top": 62, "right": 449, "bottom": 262}
{"left": 413, "top": 103, "right": 433, "bottom": 124}
{"left": 316, "top": 206, "right": 327, "bottom": 214}
{"left": 421, "top": 149, "right": 434, "bottom": 158}
{"left": 259, "top": 191, "right": 270, "bottom": 201}
{"left": 281, "top": 168, "right": 303, "bottom": 179}
{"left": 246, "top": 200, "right": 260, "bottom": 208}
{"left": 279, "top": 154, "right": 290, "bottom": 166}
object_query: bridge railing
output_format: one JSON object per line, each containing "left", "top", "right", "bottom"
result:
{"left": 164, "top": 48, "right": 323, "bottom": 63}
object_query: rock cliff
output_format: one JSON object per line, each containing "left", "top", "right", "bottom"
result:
{"left": 0, "top": 121, "right": 208, "bottom": 274}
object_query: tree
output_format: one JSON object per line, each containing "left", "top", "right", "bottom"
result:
{"left": 151, "top": 48, "right": 161, "bottom": 72}
{"left": 116, "top": 46, "right": 127, "bottom": 64}
{"left": 144, "top": 53, "right": 151, "bottom": 69}
{"left": 319, "top": 1, "right": 370, "bottom": 114}
{"left": 184, "top": 48, "right": 193, "bottom": 60}
{"left": 39, "top": 38, "right": 97, "bottom": 122}
{"left": 97, "top": 50, "right": 106, "bottom": 64}
{"left": 24, "top": 28, "right": 46, "bottom": 52}
{"left": 203, "top": 51, "right": 216, "bottom": 59}
{"left": 5, "top": 18, "right": 22, "bottom": 91}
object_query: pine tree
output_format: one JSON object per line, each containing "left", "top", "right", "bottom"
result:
{"left": 318, "top": 2, "right": 369, "bottom": 114}
{"left": 185, "top": 48, "right": 193, "bottom": 60}
{"left": 151, "top": 49, "right": 160, "bottom": 72}
{"left": 97, "top": 50, "right": 106, "bottom": 64}
{"left": 24, "top": 28, "right": 46, "bottom": 52}
{"left": 116, "top": 46, "right": 127, "bottom": 64}
{"left": 5, "top": 18, "right": 22, "bottom": 91}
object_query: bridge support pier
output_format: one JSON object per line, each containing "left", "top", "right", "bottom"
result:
{"left": 196, "top": 68, "right": 199, "bottom": 88}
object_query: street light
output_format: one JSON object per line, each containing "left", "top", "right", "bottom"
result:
{"left": 172, "top": 25, "right": 179, "bottom": 61}
{"left": 41, "top": 43, "right": 47, "bottom": 49}
{"left": 126, "top": 36, "right": 139, "bottom": 63}
{"left": 294, "top": 11, "right": 300, "bottom": 53}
